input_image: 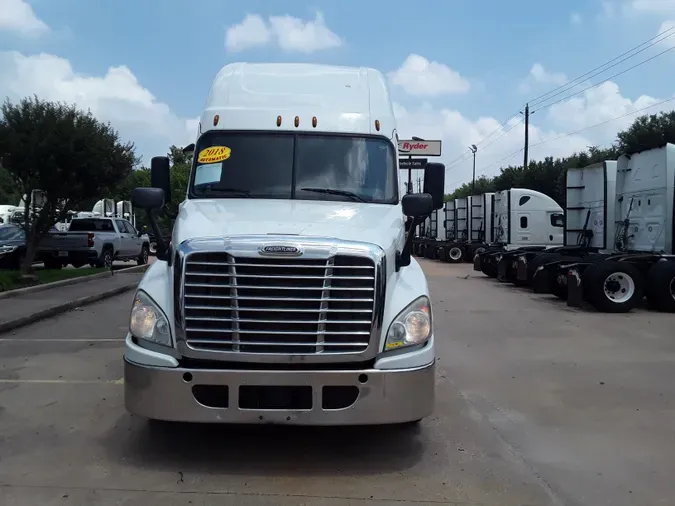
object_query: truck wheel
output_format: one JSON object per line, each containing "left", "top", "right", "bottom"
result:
{"left": 96, "top": 247, "right": 114, "bottom": 269}
{"left": 645, "top": 260, "right": 675, "bottom": 312}
{"left": 137, "top": 245, "right": 149, "bottom": 265}
{"left": 527, "top": 252, "right": 561, "bottom": 284}
{"left": 447, "top": 246, "right": 463, "bottom": 263}
{"left": 481, "top": 256, "right": 498, "bottom": 278}
{"left": 584, "top": 261, "right": 644, "bottom": 313}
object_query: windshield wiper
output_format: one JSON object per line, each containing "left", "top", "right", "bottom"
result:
{"left": 195, "top": 184, "right": 253, "bottom": 197}
{"left": 300, "top": 188, "right": 366, "bottom": 202}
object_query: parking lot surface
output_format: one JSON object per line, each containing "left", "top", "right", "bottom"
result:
{"left": 0, "top": 259, "right": 672, "bottom": 505}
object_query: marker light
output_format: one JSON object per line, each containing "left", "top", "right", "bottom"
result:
{"left": 384, "top": 296, "right": 432, "bottom": 351}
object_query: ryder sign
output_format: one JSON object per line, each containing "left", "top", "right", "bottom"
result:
{"left": 398, "top": 139, "right": 442, "bottom": 157}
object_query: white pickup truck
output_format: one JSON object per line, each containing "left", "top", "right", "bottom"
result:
{"left": 38, "top": 217, "right": 150, "bottom": 269}
{"left": 124, "top": 62, "right": 445, "bottom": 427}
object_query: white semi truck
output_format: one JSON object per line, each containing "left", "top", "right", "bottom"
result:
{"left": 124, "top": 62, "right": 445, "bottom": 426}
{"left": 473, "top": 188, "right": 565, "bottom": 278}
{"left": 530, "top": 144, "right": 675, "bottom": 313}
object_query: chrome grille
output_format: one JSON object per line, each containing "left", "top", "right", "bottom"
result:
{"left": 183, "top": 253, "right": 376, "bottom": 354}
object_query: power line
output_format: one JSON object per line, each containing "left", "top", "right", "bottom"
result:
{"left": 447, "top": 95, "right": 675, "bottom": 190}
{"left": 533, "top": 42, "right": 675, "bottom": 113}
{"left": 529, "top": 24, "right": 675, "bottom": 108}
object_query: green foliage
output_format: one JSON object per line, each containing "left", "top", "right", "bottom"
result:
{"left": 445, "top": 110, "right": 675, "bottom": 205}
{"left": 0, "top": 96, "right": 138, "bottom": 272}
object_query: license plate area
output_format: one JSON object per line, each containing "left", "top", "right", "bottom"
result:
{"left": 239, "top": 385, "right": 312, "bottom": 410}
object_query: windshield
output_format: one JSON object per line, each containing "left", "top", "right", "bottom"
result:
{"left": 190, "top": 132, "right": 398, "bottom": 204}
{"left": 0, "top": 225, "right": 25, "bottom": 242}
{"left": 69, "top": 219, "right": 115, "bottom": 232}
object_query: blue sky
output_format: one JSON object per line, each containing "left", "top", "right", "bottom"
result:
{"left": 1, "top": 0, "right": 674, "bottom": 192}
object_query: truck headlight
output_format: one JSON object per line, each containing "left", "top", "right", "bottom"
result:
{"left": 129, "top": 290, "right": 172, "bottom": 347}
{"left": 384, "top": 296, "right": 432, "bottom": 351}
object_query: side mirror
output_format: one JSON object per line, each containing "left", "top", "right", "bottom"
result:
{"left": 132, "top": 187, "right": 165, "bottom": 210}
{"left": 182, "top": 143, "right": 195, "bottom": 156}
{"left": 402, "top": 193, "right": 433, "bottom": 218}
{"left": 423, "top": 162, "right": 446, "bottom": 210}
{"left": 150, "top": 156, "right": 171, "bottom": 204}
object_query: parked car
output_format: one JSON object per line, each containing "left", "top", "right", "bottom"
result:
{"left": 0, "top": 224, "right": 26, "bottom": 270}
{"left": 37, "top": 217, "right": 150, "bottom": 269}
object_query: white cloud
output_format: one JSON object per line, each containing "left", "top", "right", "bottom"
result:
{"left": 225, "top": 12, "right": 342, "bottom": 53}
{"left": 388, "top": 54, "right": 470, "bottom": 97}
{"left": 0, "top": 51, "right": 196, "bottom": 165}
{"left": 0, "top": 0, "right": 49, "bottom": 36}
{"left": 224, "top": 14, "right": 271, "bottom": 53}
{"left": 571, "top": 12, "right": 583, "bottom": 25}
{"left": 518, "top": 63, "right": 567, "bottom": 93}
{"left": 394, "top": 77, "right": 671, "bottom": 193}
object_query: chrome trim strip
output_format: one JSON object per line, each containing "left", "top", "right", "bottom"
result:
{"left": 173, "top": 235, "right": 386, "bottom": 364}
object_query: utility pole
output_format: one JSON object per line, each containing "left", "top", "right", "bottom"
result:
{"left": 407, "top": 155, "right": 413, "bottom": 194}
{"left": 469, "top": 144, "right": 477, "bottom": 195}
{"left": 417, "top": 176, "right": 422, "bottom": 193}
{"left": 522, "top": 103, "right": 530, "bottom": 171}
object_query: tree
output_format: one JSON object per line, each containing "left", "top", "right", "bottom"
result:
{"left": 0, "top": 96, "right": 139, "bottom": 274}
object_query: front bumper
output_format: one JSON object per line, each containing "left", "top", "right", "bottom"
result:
{"left": 124, "top": 358, "right": 435, "bottom": 425}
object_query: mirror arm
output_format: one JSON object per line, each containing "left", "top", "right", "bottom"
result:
{"left": 396, "top": 214, "right": 427, "bottom": 271}
{"left": 146, "top": 208, "right": 172, "bottom": 266}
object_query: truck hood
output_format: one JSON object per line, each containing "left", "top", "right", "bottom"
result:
{"left": 173, "top": 198, "right": 405, "bottom": 251}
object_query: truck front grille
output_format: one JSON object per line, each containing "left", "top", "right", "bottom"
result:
{"left": 182, "top": 253, "right": 376, "bottom": 354}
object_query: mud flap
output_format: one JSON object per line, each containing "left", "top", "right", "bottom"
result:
{"left": 473, "top": 253, "right": 482, "bottom": 271}
{"left": 531, "top": 266, "right": 550, "bottom": 294}
{"left": 497, "top": 257, "right": 507, "bottom": 280}
{"left": 566, "top": 268, "right": 583, "bottom": 308}
{"left": 516, "top": 256, "right": 528, "bottom": 282}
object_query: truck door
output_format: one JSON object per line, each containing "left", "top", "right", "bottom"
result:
{"left": 124, "top": 220, "right": 143, "bottom": 255}
{"left": 515, "top": 212, "right": 531, "bottom": 244}
{"left": 115, "top": 219, "right": 131, "bottom": 256}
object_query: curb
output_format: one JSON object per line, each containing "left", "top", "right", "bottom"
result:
{"left": 0, "top": 281, "right": 140, "bottom": 335}
{"left": 0, "top": 263, "right": 148, "bottom": 301}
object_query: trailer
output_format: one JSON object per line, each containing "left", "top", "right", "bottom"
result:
{"left": 473, "top": 188, "right": 565, "bottom": 279}
{"left": 531, "top": 144, "right": 675, "bottom": 313}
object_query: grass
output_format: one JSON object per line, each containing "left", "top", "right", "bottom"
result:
{"left": 0, "top": 267, "right": 106, "bottom": 293}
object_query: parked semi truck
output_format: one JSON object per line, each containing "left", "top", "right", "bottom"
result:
{"left": 125, "top": 62, "right": 445, "bottom": 426}
{"left": 531, "top": 144, "right": 675, "bottom": 313}
{"left": 473, "top": 188, "right": 565, "bottom": 278}
{"left": 509, "top": 160, "right": 618, "bottom": 293}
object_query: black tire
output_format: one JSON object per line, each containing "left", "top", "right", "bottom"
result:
{"left": 583, "top": 260, "right": 644, "bottom": 313}
{"left": 527, "top": 252, "right": 561, "bottom": 284}
{"left": 446, "top": 245, "right": 463, "bottom": 263}
{"left": 43, "top": 257, "right": 62, "bottom": 270}
{"left": 137, "top": 245, "right": 149, "bottom": 265}
{"left": 481, "top": 255, "right": 498, "bottom": 278}
{"left": 645, "top": 260, "right": 675, "bottom": 312}
{"left": 96, "top": 247, "right": 114, "bottom": 269}
{"left": 497, "top": 256, "right": 517, "bottom": 283}
{"left": 425, "top": 244, "right": 436, "bottom": 260}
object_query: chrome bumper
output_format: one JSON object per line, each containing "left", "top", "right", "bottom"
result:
{"left": 124, "top": 359, "right": 435, "bottom": 425}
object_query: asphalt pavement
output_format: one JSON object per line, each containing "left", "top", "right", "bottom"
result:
{"left": 0, "top": 259, "right": 673, "bottom": 505}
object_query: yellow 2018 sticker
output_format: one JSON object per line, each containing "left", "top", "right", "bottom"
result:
{"left": 197, "top": 146, "right": 231, "bottom": 164}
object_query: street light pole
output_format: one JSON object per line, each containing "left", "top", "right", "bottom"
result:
{"left": 469, "top": 144, "right": 477, "bottom": 195}
{"left": 408, "top": 136, "right": 425, "bottom": 194}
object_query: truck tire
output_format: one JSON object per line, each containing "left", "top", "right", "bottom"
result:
{"left": 497, "top": 256, "right": 517, "bottom": 283}
{"left": 645, "top": 260, "right": 675, "bottom": 312}
{"left": 447, "top": 246, "right": 463, "bottom": 263}
{"left": 137, "top": 245, "right": 149, "bottom": 265}
{"left": 96, "top": 247, "right": 114, "bottom": 269}
{"left": 425, "top": 244, "right": 436, "bottom": 260}
{"left": 481, "top": 255, "right": 498, "bottom": 278}
{"left": 583, "top": 260, "right": 644, "bottom": 313}
{"left": 527, "top": 252, "right": 561, "bottom": 284}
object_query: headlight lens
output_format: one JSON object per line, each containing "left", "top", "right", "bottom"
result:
{"left": 129, "top": 290, "right": 172, "bottom": 346}
{"left": 0, "top": 245, "right": 17, "bottom": 254}
{"left": 384, "top": 296, "right": 432, "bottom": 351}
